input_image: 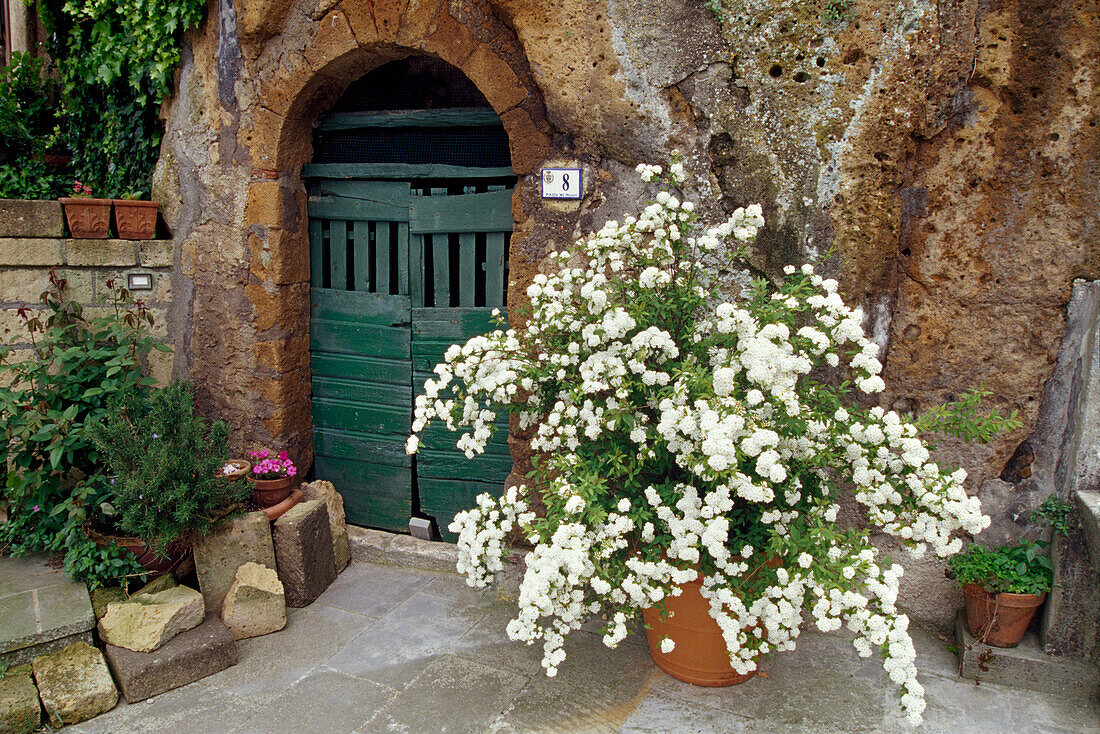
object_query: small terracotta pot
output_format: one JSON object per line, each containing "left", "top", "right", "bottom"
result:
{"left": 963, "top": 583, "right": 1046, "bottom": 647}
{"left": 218, "top": 459, "right": 252, "bottom": 481}
{"left": 262, "top": 487, "right": 304, "bottom": 522}
{"left": 112, "top": 199, "right": 159, "bottom": 239}
{"left": 60, "top": 197, "right": 112, "bottom": 238}
{"left": 643, "top": 576, "right": 758, "bottom": 686}
{"left": 249, "top": 475, "right": 295, "bottom": 508}
{"left": 83, "top": 520, "right": 191, "bottom": 577}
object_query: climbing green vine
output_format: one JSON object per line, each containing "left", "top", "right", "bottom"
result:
{"left": 1, "top": 0, "right": 208, "bottom": 199}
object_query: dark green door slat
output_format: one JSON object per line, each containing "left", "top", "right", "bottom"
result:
{"left": 303, "top": 163, "right": 516, "bottom": 180}
{"left": 309, "top": 219, "right": 324, "bottom": 286}
{"left": 459, "top": 232, "right": 475, "bottom": 307}
{"left": 486, "top": 232, "right": 505, "bottom": 308}
{"left": 311, "top": 288, "right": 410, "bottom": 325}
{"left": 316, "top": 108, "right": 503, "bottom": 131}
{"left": 352, "top": 220, "right": 370, "bottom": 292}
{"left": 312, "top": 375, "right": 410, "bottom": 407}
{"left": 376, "top": 221, "right": 391, "bottom": 294}
{"left": 410, "top": 233, "right": 425, "bottom": 307}
{"left": 432, "top": 233, "right": 449, "bottom": 308}
{"left": 311, "top": 318, "right": 411, "bottom": 358}
{"left": 329, "top": 220, "right": 347, "bottom": 290}
{"left": 312, "top": 397, "right": 409, "bottom": 436}
{"left": 397, "top": 223, "right": 410, "bottom": 296}
{"left": 312, "top": 353, "right": 411, "bottom": 384}
{"left": 409, "top": 190, "right": 513, "bottom": 234}
{"left": 313, "top": 427, "right": 411, "bottom": 468}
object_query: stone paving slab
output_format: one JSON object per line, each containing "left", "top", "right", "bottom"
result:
{"left": 0, "top": 554, "right": 94, "bottom": 666}
{"left": 54, "top": 558, "right": 1100, "bottom": 734}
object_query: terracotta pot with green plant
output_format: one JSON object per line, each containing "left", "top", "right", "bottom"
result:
{"left": 947, "top": 496, "right": 1071, "bottom": 647}
{"left": 87, "top": 381, "right": 247, "bottom": 576}
{"left": 112, "top": 191, "right": 159, "bottom": 239}
{"left": 60, "top": 180, "right": 111, "bottom": 238}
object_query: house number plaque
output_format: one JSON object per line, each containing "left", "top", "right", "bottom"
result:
{"left": 541, "top": 168, "right": 582, "bottom": 200}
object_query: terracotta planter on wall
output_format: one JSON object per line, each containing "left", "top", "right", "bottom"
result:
{"left": 112, "top": 199, "right": 159, "bottom": 239}
{"left": 643, "top": 576, "right": 759, "bottom": 686}
{"left": 962, "top": 583, "right": 1046, "bottom": 647}
{"left": 249, "top": 475, "right": 294, "bottom": 508}
{"left": 59, "top": 197, "right": 112, "bottom": 238}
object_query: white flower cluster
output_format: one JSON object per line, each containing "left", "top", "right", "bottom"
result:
{"left": 405, "top": 164, "right": 989, "bottom": 725}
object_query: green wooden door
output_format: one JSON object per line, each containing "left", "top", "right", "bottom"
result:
{"left": 308, "top": 172, "right": 513, "bottom": 537}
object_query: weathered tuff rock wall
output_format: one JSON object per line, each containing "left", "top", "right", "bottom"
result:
{"left": 155, "top": 0, "right": 1099, "bottom": 625}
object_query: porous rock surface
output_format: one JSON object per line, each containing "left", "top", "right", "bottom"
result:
{"left": 0, "top": 665, "right": 39, "bottom": 734}
{"left": 273, "top": 500, "right": 336, "bottom": 607}
{"left": 221, "top": 562, "right": 287, "bottom": 639}
{"left": 193, "top": 511, "right": 277, "bottom": 614}
{"left": 31, "top": 641, "right": 117, "bottom": 727}
{"left": 97, "top": 585, "right": 205, "bottom": 653}
{"left": 300, "top": 480, "right": 350, "bottom": 573}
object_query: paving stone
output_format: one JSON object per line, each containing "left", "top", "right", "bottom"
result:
{"left": 372, "top": 655, "right": 526, "bottom": 734}
{"left": 221, "top": 563, "right": 286, "bottom": 640}
{"left": 228, "top": 668, "right": 394, "bottom": 734}
{"left": 196, "top": 603, "right": 372, "bottom": 704}
{"left": 325, "top": 589, "right": 494, "bottom": 689}
{"left": 313, "top": 562, "right": 432, "bottom": 618}
{"left": 301, "top": 483, "right": 349, "bottom": 574}
{"left": 618, "top": 692, "right": 752, "bottom": 734}
{"left": 0, "top": 555, "right": 94, "bottom": 667}
{"left": 193, "top": 512, "right": 277, "bottom": 614}
{"left": 61, "top": 683, "right": 260, "bottom": 734}
{"left": 103, "top": 616, "right": 238, "bottom": 703}
{"left": 0, "top": 667, "right": 40, "bottom": 734}
{"left": 956, "top": 610, "right": 1100, "bottom": 698}
{"left": 273, "top": 500, "right": 336, "bottom": 607}
{"left": 98, "top": 585, "right": 205, "bottom": 653}
{"left": 32, "top": 641, "right": 117, "bottom": 727}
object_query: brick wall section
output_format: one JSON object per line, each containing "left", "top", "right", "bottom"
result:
{"left": 0, "top": 202, "right": 175, "bottom": 385}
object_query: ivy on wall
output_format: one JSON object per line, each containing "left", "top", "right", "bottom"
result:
{"left": 0, "top": 0, "right": 208, "bottom": 199}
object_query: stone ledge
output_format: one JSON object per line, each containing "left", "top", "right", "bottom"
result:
{"left": 1075, "top": 488, "right": 1100, "bottom": 572}
{"left": 0, "top": 199, "right": 64, "bottom": 238}
{"left": 955, "top": 611, "right": 1100, "bottom": 698}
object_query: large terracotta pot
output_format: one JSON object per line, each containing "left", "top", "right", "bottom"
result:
{"left": 83, "top": 520, "right": 190, "bottom": 577}
{"left": 962, "top": 583, "right": 1046, "bottom": 647}
{"left": 59, "top": 197, "right": 112, "bottom": 238}
{"left": 249, "top": 475, "right": 294, "bottom": 508}
{"left": 112, "top": 199, "right": 159, "bottom": 239}
{"left": 643, "top": 576, "right": 758, "bottom": 686}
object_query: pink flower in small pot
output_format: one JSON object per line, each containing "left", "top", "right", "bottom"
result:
{"left": 248, "top": 449, "right": 298, "bottom": 480}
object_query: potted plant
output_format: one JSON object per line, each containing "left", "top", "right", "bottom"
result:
{"left": 86, "top": 382, "right": 246, "bottom": 575}
{"left": 218, "top": 459, "right": 252, "bottom": 481}
{"left": 59, "top": 180, "right": 112, "bottom": 238}
{"left": 112, "top": 190, "right": 160, "bottom": 240}
{"left": 947, "top": 496, "right": 1070, "bottom": 647}
{"left": 405, "top": 159, "right": 1008, "bottom": 726}
{"left": 247, "top": 449, "right": 298, "bottom": 508}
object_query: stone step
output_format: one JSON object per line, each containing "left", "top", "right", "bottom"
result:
{"left": 0, "top": 554, "right": 95, "bottom": 667}
{"left": 955, "top": 611, "right": 1100, "bottom": 699}
{"left": 103, "top": 616, "right": 238, "bottom": 703}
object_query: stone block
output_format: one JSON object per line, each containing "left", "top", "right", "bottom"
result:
{"left": 956, "top": 611, "right": 1100, "bottom": 698}
{"left": 32, "top": 641, "right": 117, "bottom": 727}
{"left": 221, "top": 562, "right": 286, "bottom": 640}
{"left": 0, "top": 238, "right": 63, "bottom": 267}
{"left": 90, "top": 587, "right": 128, "bottom": 622}
{"left": 273, "top": 500, "right": 336, "bottom": 607}
{"left": 64, "top": 239, "right": 136, "bottom": 267}
{"left": 103, "top": 616, "right": 238, "bottom": 703}
{"left": 0, "top": 200, "right": 64, "bottom": 238}
{"left": 347, "top": 525, "right": 394, "bottom": 564}
{"left": 0, "top": 562, "right": 95, "bottom": 667}
{"left": 135, "top": 573, "right": 178, "bottom": 597}
{"left": 138, "top": 239, "right": 173, "bottom": 267}
{"left": 461, "top": 45, "right": 527, "bottom": 113}
{"left": 193, "top": 511, "right": 277, "bottom": 614}
{"left": 0, "top": 667, "right": 39, "bottom": 734}
{"left": 1075, "top": 488, "right": 1100, "bottom": 572}
{"left": 300, "top": 480, "right": 349, "bottom": 573}
{"left": 98, "top": 585, "right": 205, "bottom": 653}
{"left": 385, "top": 533, "right": 459, "bottom": 573}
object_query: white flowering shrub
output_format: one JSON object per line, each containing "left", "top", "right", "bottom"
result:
{"left": 406, "top": 162, "right": 990, "bottom": 725}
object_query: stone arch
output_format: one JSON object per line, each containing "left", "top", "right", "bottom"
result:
{"left": 237, "top": 3, "right": 552, "bottom": 467}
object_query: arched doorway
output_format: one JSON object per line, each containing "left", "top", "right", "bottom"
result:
{"left": 305, "top": 57, "right": 515, "bottom": 537}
